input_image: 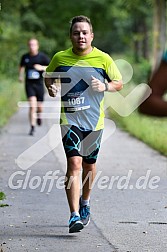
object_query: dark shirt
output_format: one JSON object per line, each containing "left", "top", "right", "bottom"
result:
{"left": 20, "top": 52, "right": 50, "bottom": 84}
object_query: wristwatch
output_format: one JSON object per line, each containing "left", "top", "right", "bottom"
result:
{"left": 104, "top": 82, "right": 109, "bottom": 91}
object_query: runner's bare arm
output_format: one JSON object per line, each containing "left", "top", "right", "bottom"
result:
{"left": 105, "top": 79, "right": 123, "bottom": 92}
{"left": 33, "top": 64, "right": 48, "bottom": 71}
{"left": 91, "top": 76, "right": 123, "bottom": 92}
{"left": 19, "top": 66, "right": 25, "bottom": 82}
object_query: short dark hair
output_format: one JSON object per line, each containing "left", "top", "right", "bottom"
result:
{"left": 69, "top": 15, "right": 93, "bottom": 34}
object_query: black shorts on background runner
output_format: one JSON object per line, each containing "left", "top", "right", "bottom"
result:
{"left": 25, "top": 82, "right": 44, "bottom": 101}
{"left": 61, "top": 125, "right": 103, "bottom": 164}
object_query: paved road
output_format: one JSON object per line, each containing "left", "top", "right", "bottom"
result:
{"left": 0, "top": 94, "right": 167, "bottom": 252}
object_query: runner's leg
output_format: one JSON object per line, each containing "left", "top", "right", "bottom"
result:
{"left": 81, "top": 129, "right": 103, "bottom": 200}
{"left": 65, "top": 156, "right": 82, "bottom": 213}
{"left": 37, "top": 101, "right": 43, "bottom": 125}
{"left": 28, "top": 96, "right": 37, "bottom": 127}
{"left": 82, "top": 162, "right": 96, "bottom": 200}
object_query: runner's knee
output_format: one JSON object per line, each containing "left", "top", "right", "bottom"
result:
{"left": 67, "top": 156, "right": 82, "bottom": 172}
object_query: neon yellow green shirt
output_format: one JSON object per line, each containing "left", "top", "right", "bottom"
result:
{"left": 46, "top": 47, "right": 122, "bottom": 131}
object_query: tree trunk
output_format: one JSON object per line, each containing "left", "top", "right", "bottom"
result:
{"left": 142, "top": 20, "right": 149, "bottom": 60}
{"left": 152, "top": 0, "right": 166, "bottom": 73}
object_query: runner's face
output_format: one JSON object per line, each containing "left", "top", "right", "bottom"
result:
{"left": 28, "top": 39, "right": 39, "bottom": 55}
{"left": 70, "top": 22, "right": 94, "bottom": 55}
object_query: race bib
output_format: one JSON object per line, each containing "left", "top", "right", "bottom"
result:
{"left": 65, "top": 91, "right": 90, "bottom": 112}
{"left": 27, "top": 69, "right": 40, "bottom": 79}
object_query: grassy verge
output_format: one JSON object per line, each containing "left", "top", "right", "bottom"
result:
{"left": 0, "top": 75, "right": 25, "bottom": 129}
{"left": 109, "top": 109, "right": 167, "bottom": 156}
{"left": 0, "top": 76, "right": 25, "bottom": 205}
{"left": 107, "top": 80, "right": 167, "bottom": 156}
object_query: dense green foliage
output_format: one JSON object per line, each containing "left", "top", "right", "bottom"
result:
{"left": 1, "top": 0, "right": 153, "bottom": 77}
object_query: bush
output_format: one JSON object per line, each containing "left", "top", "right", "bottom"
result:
{"left": 130, "top": 57, "right": 151, "bottom": 85}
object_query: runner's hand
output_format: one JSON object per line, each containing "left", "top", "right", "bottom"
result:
{"left": 48, "top": 84, "right": 58, "bottom": 97}
{"left": 19, "top": 76, "right": 24, "bottom": 82}
{"left": 34, "top": 64, "right": 45, "bottom": 71}
{"left": 91, "top": 76, "right": 105, "bottom": 92}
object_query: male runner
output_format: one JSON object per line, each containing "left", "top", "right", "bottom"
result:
{"left": 45, "top": 15, "right": 123, "bottom": 233}
{"left": 19, "top": 38, "right": 50, "bottom": 135}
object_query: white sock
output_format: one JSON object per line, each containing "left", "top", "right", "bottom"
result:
{"left": 71, "top": 211, "right": 80, "bottom": 217}
{"left": 81, "top": 196, "right": 90, "bottom": 206}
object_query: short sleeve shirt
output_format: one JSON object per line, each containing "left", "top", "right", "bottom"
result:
{"left": 20, "top": 52, "right": 50, "bottom": 84}
{"left": 46, "top": 47, "right": 122, "bottom": 131}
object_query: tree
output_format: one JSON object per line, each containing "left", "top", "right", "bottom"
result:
{"left": 121, "top": 0, "right": 153, "bottom": 62}
{"left": 152, "top": 0, "right": 166, "bottom": 73}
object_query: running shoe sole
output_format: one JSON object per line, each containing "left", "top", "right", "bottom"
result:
{"left": 69, "top": 220, "right": 84, "bottom": 233}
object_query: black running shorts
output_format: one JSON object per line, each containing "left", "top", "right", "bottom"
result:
{"left": 61, "top": 125, "right": 103, "bottom": 164}
{"left": 25, "top": 82, "right": 44, "bottom": 101}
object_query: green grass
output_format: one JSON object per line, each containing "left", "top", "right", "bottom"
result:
{"left": 109, "top": 109, "right": 167, "bottom": 156}
{"left": 0, "top": 75, "right": 25, "bottom": 129}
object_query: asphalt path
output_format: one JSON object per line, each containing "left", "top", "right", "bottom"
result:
{"left": 0, "top": 94, "right": 167, "bottom": 252}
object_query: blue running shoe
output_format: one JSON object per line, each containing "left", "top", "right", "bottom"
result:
{"left": 79, "top": 199, "right": 90, "bottom": 226}
{"left": 69, "top": 215, "right": 84, "bottom": 233}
